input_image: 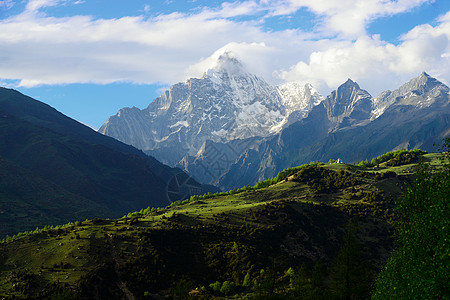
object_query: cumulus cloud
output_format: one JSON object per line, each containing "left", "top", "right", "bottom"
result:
{"left": 0, "top": 1, "right": 312, "bottom": 87}
{"left": 277, "top": 12, "right": 450, "bottom": 95}
{"left": 0, "top": 0, "right": 449, "bottom": 98}
{"left": 265, "top": 0, "right": 432, "bottom": 38}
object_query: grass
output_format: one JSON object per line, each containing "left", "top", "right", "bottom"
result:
{"left": 0, "top": 152, "right": 442, "bottom": 298}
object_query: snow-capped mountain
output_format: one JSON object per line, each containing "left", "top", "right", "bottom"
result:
{"left": 217, "top": 72, "right": 450, "bottom": 190}
{"left": 99, "top": 52, "right": 448, "bottom": 191}
{"left": 276, "top": 82, "right": 323, "bottom": 129}
{"left": 99, "top": 52, "right": 323, "bottom": 155}
{"left": 372, "top": 72, "right": 450, "bottom": 119}
{"left": 322, "top": 79, "right": 373, "bottom": 130}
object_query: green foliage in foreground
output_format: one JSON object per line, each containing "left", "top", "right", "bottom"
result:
{"left": 3, "top": 148, "right": 445, "bottom": 299}
{"left": 358, "top": 149, "right": 426, "bottom": 168}
{"left": 373, "top": 139, "right": 450, "bottom": 299}
{"left": 293, "top": 165, "right": 358, "bottom": 193}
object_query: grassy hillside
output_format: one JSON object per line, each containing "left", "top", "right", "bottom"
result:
{"left": 0, "top": 88, "right": 217, "bottom": 238}
{"left": 0, "top": 152, "right": 440, "bottom": 299}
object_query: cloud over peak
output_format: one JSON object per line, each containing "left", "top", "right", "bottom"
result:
{"left": 0, "top": 0, "right": 448, "bottom": 97}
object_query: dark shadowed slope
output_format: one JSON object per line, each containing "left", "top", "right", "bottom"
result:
{"left": 0, "top": 88, "right": 215, "bottom": 237}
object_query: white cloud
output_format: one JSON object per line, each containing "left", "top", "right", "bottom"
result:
{"left": 0, "top": 1, "right": 312, "bottom": 87}
{"left": 0, "top": 0, "right": 14, "bottom": 10}
{"left": 185, "top": 42, "right": 276, "bottom": 79}
{"left": 0, "top": 0, "right": 448, "bottom": 99}
{"left": 25, "top": 0, "right": 65, "bottom": 13}
{"left": 198, "top": 1, "right": 262, "bottom": 19}
{"left": 265, "top": 0, "right": 432, "bottom": 38}
{"left": 277, "top": 13, "right": 450, "bottom": 95}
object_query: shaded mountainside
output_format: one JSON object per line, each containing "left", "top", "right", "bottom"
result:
{"left": 216, "top": 73, "right": 450, "bottom": 190}
{"left": 0, "top": 88, "right": 217, "bottom": 237}
{"left": 0, "top": 157, "right": 103, "bottom": 238}
{"left": 0, "top": 151, "right": 439, "bottom": 299}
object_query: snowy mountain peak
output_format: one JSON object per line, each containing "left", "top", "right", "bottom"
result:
{"left": 277, "top": 82, "right": 324, "bottom": 112}
{"left": 338, "top": 79, "right": 367, "bottom": 95}
{"left": 343, "top": 78, "right": 357, "bottom": 85}
{"left": 402, "top": 71, "right": 446, "bottom": 94}
{"left": 372, "top": 72, "right": 449, "bottom": 120}
{"left": 99, "top": 53, "right": 323, "bottom": 155}
{"left": 204, "top": 51, "right": 249, "bottom": 84}
{"left": 329, "top": 79, "right": 371, "bottom": 106}
{"left": 322, "top": 78, "right": 373, "bottom": 128}
{"left": 214, "top": 51, "right": 244, "bottom": 73}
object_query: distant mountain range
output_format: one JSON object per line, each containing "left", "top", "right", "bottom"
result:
{"left": 218, "top": 73, "right": 449, "bottom": 190}
{"left": 100, "top": 53, "right": 449, "bottom": 191}
{"left": 0, "top": 88, "right": 216, "bottom": 237}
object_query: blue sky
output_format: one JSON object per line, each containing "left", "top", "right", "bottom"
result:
{"left": 0, "top": 0, "right": 449, "bottom": 129}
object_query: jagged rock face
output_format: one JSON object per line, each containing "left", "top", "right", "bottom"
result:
{"left": 100, "top": 61, "right": 448, "bottom": 192}
{"left": 372, "top": 72, "right": 450, "bottom": 119}
{"left": 99, "top": 52, "right": 322, "bottom": 155}
{"left": 176, "top": 137, "right": 263, "bottom": 185}
{"left": 322, "top": 79, "right": 373, "bottom": 130}
{"left": 216, "top": 73, "right": 450, "bottom": 191}
{"left": 277, "top": 82, "right": 324, "bottom": 128}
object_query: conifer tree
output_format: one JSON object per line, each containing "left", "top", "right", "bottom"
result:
{"left": 373, "top": 138, "right": 450, "bottom": 299}
{"left": 328, "top": 219, "right": 371, "bottom": 300}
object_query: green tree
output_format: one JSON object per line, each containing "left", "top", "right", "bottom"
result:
{"left": 288, "top": 264, "right": 313, "bottom": 298}
{"left": 220, "top": 280, "right": 236, "bottom": 295}
{"left": 329, "top": 219, "right": 372, "bottom": 300}
{"left": 373, "top": 138, "right": 450, "bottom": 299}
{"left": 209, "top": 281, "right": 222, "bottom": 293}
{"left": 254, "top": 268, "right": 276, "bottom": 298}
{"left": 309, "top": 260, "right": 326, "bottom": 299}
{"left": 243, "top": 272, "right": 252, "bottom": 287}
{"left": 171, "top": 279, "right": 192, "bottom": 299}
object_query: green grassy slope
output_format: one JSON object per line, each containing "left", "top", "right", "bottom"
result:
{"left": 0, "top": 153, "right": 440, "bottom": 299}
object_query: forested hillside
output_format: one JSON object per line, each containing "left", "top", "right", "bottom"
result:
{"left": 0, "top": 150, "right": 444, "bottom": 299}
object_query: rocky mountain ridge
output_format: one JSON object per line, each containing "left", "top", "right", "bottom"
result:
{"left": 99, "top": 54, "right": 449, "bottom": 190}
{"left": 372, "top": 72, "right": 449, "bottom": 119}
{"left": 99, "top": 52, "right": 324, "bottom": 155}
{"left": 216, "top": 73, "right": 449, "bottom": 190}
